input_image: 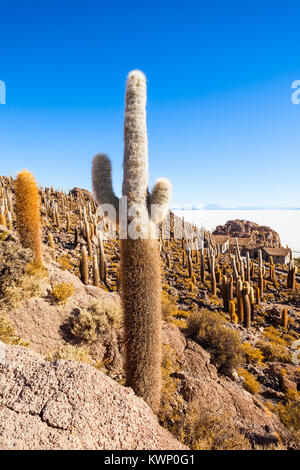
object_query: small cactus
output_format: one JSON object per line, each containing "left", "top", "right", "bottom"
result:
{"left": 281, "top": 308, "right": 288, "bottom": 328}
{"left": 229, "top": 300, "right": 238, "bottom": 323}
{"left": 48, "top": 232, "right": 56, "bottom": 260}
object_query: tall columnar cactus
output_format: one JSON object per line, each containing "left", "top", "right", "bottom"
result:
{"left": 80, "top": 245, "right": 88, "bottom": 285}
{"left": 92, "top": 70, "right": 171, "bottom": 412}
{"left": 231, "top": 255, "right": 239, "bottom": 282}
{"left": 287, "top": 262, "right": 297, "bottom": 290}
{"left": 242, "top": 281, "right": 251, "bottom": 328}
{"left": 269, "top": 264, "right": 275, "bottom": 281}
{"left": 93, "top": 253, "right": 100, "bottom": 287}
{"left": 281, "top": 308, "right": 288, "bottom": 328}
{"left": 236, "top": 277, "right": 244, "bottom": 323}
{"left": 14, "top": 170, "right": 43, "bottom": 266}
{"left": 246, "top": 252, "right": 251, "bottom": 282}
{"left": 188, "top": 252, "right": 193, "bottom": 279}
{"left": 259, "top": 266, "right": 265, "bottom": 299}
{"left": 222, "top": 274, "right": 229, "bottom": 312}
{"left": 210, "top": 254, "right": 217, "bottom": 295}
{"left": 200, "top": 247, "right": 206, "bottom": 283}
{"left": 249, "top": 286, "right": 255, "bottom": 321}
{"left": 254, "top": 285, "right": 260, "bottom": 305}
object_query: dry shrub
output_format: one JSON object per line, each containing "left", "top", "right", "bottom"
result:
{"left": 46, "top": 344, "right": 91, "bottom": 364}
{"left": 71, "top": 296, "right": 122, "bottom": 343}
{"left": 3, "top": 272, "right": 44, "bottom": 308}
{"left": 158, "top": 344, "right": 183, "bottom": 432}
{"left": 0, "top": 241, "right": 44, "bottom": 308}
{"left": 276, "top": 389, "right": 300, "bottom": 432}
{"left": 161, "top": 293, "right": 176, "bottom": 322}
{"left": 263, "top": 326, "right": 287, "bottom": 346}
{"left": 51, "top": 282, "right": 74, "bottom": 304}
{"left": 57, "top": 254, "right": 73, "bottom": 271}
{"left": 173, "top": 403, "right": 251, "bottom": 450}
{"left": 187, "top": 309, "right": 244, "bottom": 372}
{"left": 256, "top": 340, "right": 290, "bottom": 363}
{"left": 238, "top": 368, "right": 261, "bottom": 394}
{"left": 0, "top": 313, "right": 29, "bottom": 346}
{"left": 242, "top": 342, "right": 264, "bottom": 364}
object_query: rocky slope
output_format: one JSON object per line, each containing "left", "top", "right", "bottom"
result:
{"left": 0, "top": 345, "right": 186, "bottom": 450}
{"left": 0, "top": 176, "right": 299, "bottom": 450}
{"left": 0, "top": 236, "right": 296, "bottom": 449}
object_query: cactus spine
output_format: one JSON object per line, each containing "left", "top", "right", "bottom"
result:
{"left": 92, "top": 71, "right": 171, "bottom": 412}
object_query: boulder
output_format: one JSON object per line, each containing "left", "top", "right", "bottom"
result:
{"left": 0, "top": 344, "right": 187, "bottom": 450}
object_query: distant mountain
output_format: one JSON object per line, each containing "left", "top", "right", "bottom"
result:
{"left": 172, "top": 204, "right": 299, "bottom": 211}
{"left": 203, "top": 204, "right": 225, "bottom": 210}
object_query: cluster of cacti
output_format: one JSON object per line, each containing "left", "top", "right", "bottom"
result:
{"left": 92, "top": 70, "right": 171, "bottom": 412}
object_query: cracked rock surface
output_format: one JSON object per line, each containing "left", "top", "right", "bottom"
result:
{"left": 0, "top": 344, "right": 187, "bottom": 450}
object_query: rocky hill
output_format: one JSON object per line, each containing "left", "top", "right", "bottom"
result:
{"left": 213, "top": 220, "right": 282, "bottom": 248}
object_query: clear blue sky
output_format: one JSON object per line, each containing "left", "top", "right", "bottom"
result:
{"left": 0, "top": 0, "right": 300, "bottom": 207}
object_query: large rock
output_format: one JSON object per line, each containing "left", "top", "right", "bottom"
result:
{"left": 0, "top": 344, "right": 186, "bottom": 450}
{"left": 213, "top": 220, "right": 281, "bottom": 248}
{"left": 71, "top": 187, "right": 94, "bottom": 202}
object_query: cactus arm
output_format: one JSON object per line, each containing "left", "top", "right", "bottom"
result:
{"left": 149, "top": 177, "right": 172, "bottom": 223}
{"left": 92, "top": 154, "right": 119, "bottom": 214}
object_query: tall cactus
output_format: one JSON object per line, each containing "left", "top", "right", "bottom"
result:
{"left": 14, "top": 170, "right": 43, "bottom": 266}
{"left": 242, "top": 281, "right": 251, "bottom": 328}
{"left": 92, "top": 70, "right": 171, "bottom": 412}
